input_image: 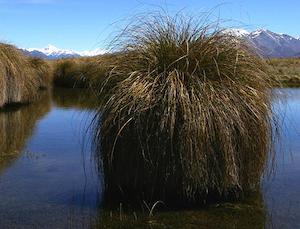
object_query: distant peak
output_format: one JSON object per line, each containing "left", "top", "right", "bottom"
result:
{"left": 250, "top": 29, "right": 270, "bottom": 36}
{"left": 23, "top": 45, "right": 107, "bottom": 59}
{"left": 249, "top": 29, "right": 299, "bottom": 41}
{"left": 223, "top": 28, "right": 250, "bottom": 37}
{"left": 80, "top": 48, "right": 107, "bottom": 56}
{"left": 45, "top": 44, "right": 58, "bottom": 50}
{"left": 256, "top": 28, "right": 268, "bottom": 32}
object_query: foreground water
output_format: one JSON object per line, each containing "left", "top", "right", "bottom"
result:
{"left": 0, "top": 88, "right": 299, "bottom": 228}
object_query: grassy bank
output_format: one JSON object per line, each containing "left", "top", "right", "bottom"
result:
{"left": 48, "top": 55, "right": 300, "bottom": 91}
{"left": 92, "top": 13, "right": 276, "bottom": 207}
{"left": 268, "top": 58, "right": 300, "bottom": 87}
{"left": 51, "top": 55, "right": 115, "bottom": 90}
{"left": 0, "top": 43, "right": 52, "bottom": 107}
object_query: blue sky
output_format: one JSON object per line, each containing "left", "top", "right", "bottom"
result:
{"left": 0, "top": 0, "right": 299, "bottom": 51}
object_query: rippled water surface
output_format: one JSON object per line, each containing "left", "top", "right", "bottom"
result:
{"left": 0, "top": 88, "right": 299, "bottom": 228}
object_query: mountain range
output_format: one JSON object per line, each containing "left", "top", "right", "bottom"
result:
{"left": 227, "top": 29, "right": 300, "bottom": 58}
{"left": 21, "top": 45, "right": 106, "bottom": 59}
{"left": 22, "top": 29, "right": 300, "bottom": 59}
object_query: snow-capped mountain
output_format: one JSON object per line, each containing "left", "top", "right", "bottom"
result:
{"left": 22, "top": 30, "right": 300, "bottom": 59}
{"left": 224, "top": 28, "right": 250, "bottom": 37}
{"left": 22, "top": 45, "right": 106, "bottom": 59}
{"left": 80, "top": 48, "right": 107, "bottom": 57}
{"left": 228, "top": 29, "right": 300, "bottom": 58}
{"left": 247, "top": 29, "right": 300, "bottom": 58}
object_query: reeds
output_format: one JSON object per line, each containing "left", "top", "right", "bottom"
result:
{"left": 93, "top": 13, "right": 277, "bottom": 206}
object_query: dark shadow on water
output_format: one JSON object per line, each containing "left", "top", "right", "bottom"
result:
{"left": 52, "top": 87, "right": 100, "bottom": 110}
{"left": 91, "top": 192, "right": 266, "bottom": 229}
{"left": 0, "top": 88, "right": 299, "bottom": 228}
{"left": 90, "top": 88, "right": 300, "bottom": 228}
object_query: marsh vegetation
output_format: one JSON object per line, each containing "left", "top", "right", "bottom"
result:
{"left": 92, "top": 13, "right": 276, "bottom": 208}
{"left": 0, "top": 44, "right": 51, "bottom": 107}
{"left": 0, "top": 87, "right": 297, "bottom": 228}
{"left": 268, "top": 58, "right": 300, "bottom": 86}
{"left": 51, "top": 55, "right": 115, "bottom": 90}
{"left": 0, "top": 11, "right": 300, "bottom": 229}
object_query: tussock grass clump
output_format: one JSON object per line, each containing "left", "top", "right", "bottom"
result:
{"left": 94, "top": 14, "right": 276, "bottom": 206}
{"left": 28, "top": 57, "right": 53, "bottom": 89}
{"left": 52, "top": 59, "right": 85, "bottom": 88}
{"left": 0, "top": 43, "right": 40, "bottom": 107}
{"left": 52, "top": 56, "right": 112, "bottom": 89}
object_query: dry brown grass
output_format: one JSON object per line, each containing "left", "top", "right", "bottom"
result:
{"left": 28, "top": 57, "right": 53, "bottom": 89}
{"left": 0, "top": 43, "right": 39, "bottom": 106}
{"left": 268, "top": 58, "right": 300, "bottom": 86}
{"left": 93, "top": 13, "right": 277, "bottom": 207}
{"left": 51, "top": 55, "right": 114, "bottom": 89}
{"left": 0, "top": 43, "right": 52, "bottom": 107}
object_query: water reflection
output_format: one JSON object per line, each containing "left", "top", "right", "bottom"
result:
{"left": 0, "top": 91, "right": 51, "bottom": 170}
{"left": 263, "top": 88, "right": 300, "bottom": 228}
{"left": 52, "top": 87, "right": 99, "bottom": 109}
{"left": 0, "top": 88, "right": 298, "bottom": 228}
{"left": 92, "top": 88, "right": 300, "bottom": 228}
{"left": 92, "top": 192, "right": 266, "bottom": 229}
{"left": 0, "top": 89, "right": 100, "bottom": 228}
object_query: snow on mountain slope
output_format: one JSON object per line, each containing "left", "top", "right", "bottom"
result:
{"left": 225, "top": 29, "right": 300, "bottom": 58}
{"left": 22, "top": 30, "right": 300, "bottom": 59}
{"left": 22, "top": 45, "right": 107, "bottom": 59}
{"left": 80, "top": 48, "right": 107, "bottom": 57}
{"left": 224, "top": 28, "right": 250, "bottom": 37}
{"left": 246, "top": 29, "right": 300, "bottom": 58}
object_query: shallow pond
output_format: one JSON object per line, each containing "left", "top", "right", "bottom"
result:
{"left": 0, "top": 88, "right": 298, "bottom": 228}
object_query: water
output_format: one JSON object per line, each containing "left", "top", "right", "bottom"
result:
{"left": 0, "top": 88, "right": 299, "bottom": 228}
{"left": 0, "top": 89, "right": 100, "bottom": 228}
{"left": 263, "top": 88, "right": 300, "bottom": 228}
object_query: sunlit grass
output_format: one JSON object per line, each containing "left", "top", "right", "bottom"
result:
{"left": 0, "top": 43, "right": 52, "bottom": 107}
